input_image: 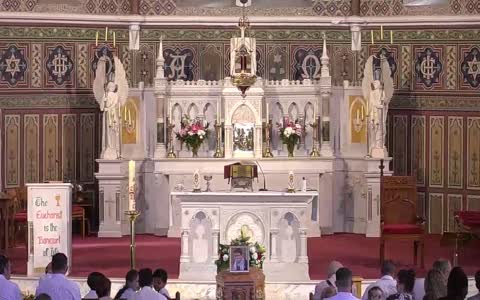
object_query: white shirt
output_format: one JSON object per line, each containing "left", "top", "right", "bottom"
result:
{"left": 232, "top": 259, "right": 247, "bottom": 271}
{"left": 467, "top": 294, "right": 480, "bottom": 300}
{"left": 0, "top": 274, "right": 22, "bottom": 300}
{"left": 412, "top": 278, "right": 425, "bottom": 300}
{"left": 121, "top": 288, "right": 136, "bottom": 300}
{"left": 132, "top": 287, "right": 166, "bottom": 300}
{"left": 159, "top": 288, "right": 170, "bottom": 298}
{"left": 83, "top": 290, "right": 98, "bottom": 299}
{"left": 362, "top": 275, "right": 397, "bottom": 300}
{"left": 35, "top": 273, "right": 81, "bottom": 300}
{"left": 326, "top": 291, "right": 360, "bottom": 300}
{"left": 313, "top": 274, "right": 337, "bottom": 300}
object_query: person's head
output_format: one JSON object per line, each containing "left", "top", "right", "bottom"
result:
{"left": 138, "top": 268, "right": 153, "bottom": 288}
{"left": 35, "top": 294, "right": 52, "bottom": 300}
{"left": 475, "top": 270, "right": 480, "bottom": 292}
{"left": 51, "top": 253, "right": 68, "bottom": 274}
{"left": 424, "top": 269, "right": 447, "bottom": 300}
{"left": 233, "top": 249, "right": 244, "bottom": 262}
{"left": 381, "top": 260, "right": 396, "bottom": 277}
{"left": 0, "top": 255, "right": 11, "bottom": 279}
{"left": 367, "top": 286, "right": 384, "bottom": 300}
{"left": 87, "top": 272, "right": 104, "bottom": 291}
{"left": 95, "top": 275, "right": 111, "bottom": 298}
{"left": 446, "top": 266, "right": 468, "bottom": 299}
{"left": 335, "top": 267, "right": 353, "bottom": 292}
{"left": 125, "top": 269, "right": 139, "bottom": 291}
{"left": 432, "top": 259, "right": 452, "bottom": 280}
{"left": 153, "top": 268, "right": 168, "bottom": 292}
{"left": 327, "top": 261, "right": 343, "bottom": 278}
{"left": 396, "top": 269, "right": 416, "bottom": 293}
{"left": 320, "top": 286, "right": 337, "bottom": 300}
{"left": 45, "top": 262, "right": 52, "bottom": 274}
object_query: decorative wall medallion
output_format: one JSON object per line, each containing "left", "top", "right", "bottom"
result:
{"left": 164, "top": 46, "right": 196, "bottom": 81}
{"left": 45, "top": 45, "right": 74, "bottom": 86}
{"left": 370, "top": 46, "right": 398, "bottom": 87}
{"left": 291, "top": 46, "right": 322, "bottom": 80}
{"left": 91, "top": 45, "right": 115, "bottom": 78}
{"left": 414, "top": 47, "right": 443, "bottom": 89}
{"left": 0, "top": 45, "right": 28, "bottom": 87}
{"left": 267, "top": 45, "right": 287, "bottom": 81}
{"left": 460, "top": 46, "right": 480, "bottom": 88}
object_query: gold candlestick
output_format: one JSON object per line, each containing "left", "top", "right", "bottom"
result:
{"left": 167, "top": 121, "right": 177, "bottom": 158}
{"left": 213, "top": 121, "right": 223, "bottom": 158}
{"left": 263, "top": 120, "right": 274, "bottom": 158}
{"left": 125, "top": 209, "right": 140, "bottom": 270}
{"left": 309, "top": 121, "right": 320, "bottom": 157}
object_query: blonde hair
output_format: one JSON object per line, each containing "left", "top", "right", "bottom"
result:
{"left": 424, "top": 269, "right": 447, "bottom": 300}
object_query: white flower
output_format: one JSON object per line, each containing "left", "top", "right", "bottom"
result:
{"left": 252, "top": 253, "right": 258, "bottom": 260}
{"left": 249, "top": 246, "right": 256, "bottom": 254}
{"left": 223, "top": 254, "right": 229, "bottom": 261}
{"left": 188, "top": 131, "right": 194, "bottom": 136}
{"left": 295, "top": 124, "right": 301, "bottom": 129}
{"left": 198, "top": 130, "right": 205, "bottom": 136}
{"left": 199, "top": 136, "right": 203, "bottom": 140}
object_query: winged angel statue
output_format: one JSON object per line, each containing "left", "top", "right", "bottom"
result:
{"left": 93, "top": 56, "right": 129, "bottom": 159}
{"left": 362, "top": 54, "right": 394, "bottom": 158}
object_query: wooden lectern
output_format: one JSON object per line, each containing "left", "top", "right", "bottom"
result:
{"left": 216, "top": 268, "right": 265, "bottom": 300}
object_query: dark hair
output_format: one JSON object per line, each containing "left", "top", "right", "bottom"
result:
{"left": 447, "top": 267, "right": 468, "bottom": 298}
{"left": 233, "top": 248, "right": 243, "bottom": 255}
{"left": 87, "top": 272, "right": 104, "bottom": 290}
{"left": 381, "top": 260, "right": 396, "bottom": 276}
{"left": 335, "top": 267, "right": 353, "bottom": 289}
{"left": 153, "top": 268, "right": 168, "bottom": 283}
{"left": 51, "top": 253, "right": 68, "bottom": 273}
{"left": 138, "top": 268, "right": 153, "bottom": 287}
{"left": 368, "top": 286, "right": 383, "bottom": 299}
{"left": 35, "top": 294, "right": 52, "bottom": 300}
{"left": 475, "top": 270, "right": 480, "bottom": 290}
{"left": 0, "top": 255, "right": 9, "bottom": 275}
{"left": 397, "top": 269, "right": 416, "bottom": 293}
{"left": 114, "top": 269, "right": 138, "bottom": 299}
{"left": 95, "top": 276, "right": 111, "bottom": 298}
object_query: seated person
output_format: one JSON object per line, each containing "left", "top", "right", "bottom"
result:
{"left": 114, "top": 269, "right": 139, "bottom": 300}
{"left": 153, "top": 269, "right": 170, "bottom": 299}
{"left": 83, "top": 272, "right": 105, "bottom": 299}
{"left": 467, "top": 271, "right": 480, "bottom": 300}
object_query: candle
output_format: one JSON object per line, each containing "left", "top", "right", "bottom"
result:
{"left": 124, "top": 106, "right": 127, "bottom": 121}
{"left": 128, "top": 109, "right": 131, "bottom": 125}
{"left": 313, "top": 103, "right": 316, "bottom": 120}
{"left": 371, "top": 30, "right": 374, "bottom": 45}
{"left": 113, "top": 31, "right": 116, "bottom": 48}
{"left": 95, "top": 31, "right": 98, "bottom": 46}
{"left": 217, "top": 101, "right": 220, "bottom": 123}
{"left": 356, "top": 109, "right": 360, "bottom": 122}
{"left": 390, "top": 30, "right": 393, "bottom": 44}
{"left": 380, "top": 25, "right": 384, "bottom": 40}
{"left": 266, "top": 101, "right": 269, "bottom": 120}
{"left": 361, "top": 105, "right": 364, "bottom": 120}
{"left": 128, "top": 160, "right": 136, "bottom": 211}
{"left": 105, "top": 27, "right": 108, "bottom": 41}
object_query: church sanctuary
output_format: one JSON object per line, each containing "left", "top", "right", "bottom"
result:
{"left": 1, "top": 0, "right": 480, "bottom": 299}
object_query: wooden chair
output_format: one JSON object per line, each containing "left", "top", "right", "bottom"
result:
{"left": 5, "top": 187, "right": 28, "bottom": 247}
{"left": 380, "top": 176, "right": 425, "bottom": 268}
{"left": 72, "top": 205, "right": 88, "bottom": 238}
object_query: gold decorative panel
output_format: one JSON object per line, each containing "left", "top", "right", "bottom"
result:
{"left": 467, "top": 195, "right": 480, "bottom": 211}
{"left": 43, "top": 114, "right": 58, "bottom": 182}
{"left": 24, "top": 115, "right": 39, "bottom": 183}
{"left": 393, "top": 115, "right": 408, "bottom": 175}
{"left": 417, "top": 192, "right": 425, "bottom": 219}
{"left": 62, "top": 114, "right": 76, "bottom": 182}
{"left": 467, "top": 117, "right": 480, "bottom": 189}
{"left": 446, "top": 194, "right": 462, "bottom": 232}
{"left": 411, "top": 116, "right": 426, "bottom": 186}
{"left": 349, "top": 96, "right": 367, "bottom": 144}
{"left": 448, "top": 117, "right": 463, "bottom": 188}
{"left": 5, "top": 115, "right": 20, "bottom": 187}
{"left": 121, "top": 97, "right": 138, "bottom": 144}
{"left": 80, "top": 114, "right": 95, "bottom": 183}
{"left": 429, "top": 117, "right": 444, "bottom": 187}
{"left": 428, "top": 193, "right": 443, "bottom": 234}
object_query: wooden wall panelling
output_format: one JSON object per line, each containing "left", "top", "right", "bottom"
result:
{"left": 43, "top": 114, "right": 58, "bottom": 182}
{"left": 467, "top": 195, "right": 480, "bottom": 211}
{"left": 448, "top": 117, "right": 463, "bottom": 188}
{"left": 79, "top": 113, "right": 96, "bottom": 183}
{"left": 62, "top": 114, "right": 76, "bottom": 182}
{"left": 417, "top": 191, "right": 426, "bottom": 220}
{"left": 4, "top": 115, "right": 20, "bottom": 187}
{"left": 467, "top": 117, "right": 480, "bottom": 190}
{"left": 429, "top": 116, "right": 444, "bottom": 188}
{"left": 24, "top": 114, "right": 39, "bottom": 183}
{"left": 411, "top": 115, "right": 426, "bottom": 186}
{"left": 428, "top": 193, "right": 443, "bottom": 234}
{"left": 446, "top": 194, "right": 462, "bottom": 232}
{"left": 392, "top": 115, "right": 408, "bottom": 175}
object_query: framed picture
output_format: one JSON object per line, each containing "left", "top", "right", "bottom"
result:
{"left": 229, "top": 246, "right": 249, "bottom": 273}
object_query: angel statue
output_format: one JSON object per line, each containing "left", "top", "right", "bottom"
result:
{"left": 361, "top": 53, "right": 393, "bottom": 158}
{"left": 93, "top": 56, "right": 129, "bottom": 159}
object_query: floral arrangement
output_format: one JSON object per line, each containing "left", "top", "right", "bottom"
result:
{"left": 215, "top": 226, "right": 266, "bottom": 272}
{"left": 175, "top": 115, "right": 210, "bottom": 157}
{"left": 278, "top": 118, "right": 302, "bottom": 156}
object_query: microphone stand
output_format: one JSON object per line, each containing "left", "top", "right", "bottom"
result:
{"left": 255, "top": 160, "right": 268, "bottom": 191}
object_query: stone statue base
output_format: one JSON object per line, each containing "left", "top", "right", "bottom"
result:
{"left": 102, "top": 147, "right": 118, "bottom": 160}
{"left": 370, "top": 147, "right": 388, "bottom": 159}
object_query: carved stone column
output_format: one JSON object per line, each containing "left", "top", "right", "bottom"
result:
{"left": 320, "top": 35, "right": 333, "bottom": 157}
{"left": 270, "top": 229, "right": 279, "bottom": 262}
{"left": 154, "top": 38, "right": 167, "bottom": 158}
{"left": 298, "top": 229, "right": 308, "bottom": 263}
{"left": 211, "top": 230, "right": 219, "bottom": 263}
{"left": 180, "top": 230, "right": 190, "bottom": 263}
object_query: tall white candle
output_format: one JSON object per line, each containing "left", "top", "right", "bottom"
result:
{"left": 217, "top": 100, "right": 221, "bottom": 123}
{"left": 128, "top": 160, "right": 136, "bottom": 211}
{"left": 266, "top": 101, "right": 269, "bottom": 120}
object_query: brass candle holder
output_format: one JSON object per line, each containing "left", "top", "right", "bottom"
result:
{"left": 125, "top": 209, "right": 140, "bottom": 270}
{"left": 167, "top": 121, "right": 177, "bottom": 158}
{"left": 309, "top": 121, "right": 320, "bottom": 157}
{"left": 263, "top": 120, "right": 274, "bottom": 158}
{"left": 213, "top": 121, "right": 224, "bottom": 158}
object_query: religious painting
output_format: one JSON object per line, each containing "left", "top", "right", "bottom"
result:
{"left": 467, "top": 117, "right": 480, "bottom": 190}
{"left": 233, "top": 123, "right": 254, "bottom": 153}
{"left": 122, "top": 97, "right": 138, "bottom": 144}
{"left": 266, "top": 45, "right": 287, "bottom": 81}
{"left": 291, "top": 46, "right": 322, "bottom": 80}
{"left": 0, "top": 44, "right": 29, "bottom": 88}
{"left": 460, "top": 46, "right": 480, "bottom": 89}
{"left": 413, "top": 46, "right": 444, "bottom": 90}
{"left": 200, "top": 44, "right": 222, "bottom": 81}
{"left": 163, "top": 45, "right": 197, "bottom": 81}
{"left": 448, "top": 117, "right": 463, "bottom": 188}
{"left": 45, "top": 44, "right": 75, "bottom": 88}
{"left": 429, "top": 116, "right": 444, "bottom": 188}
{"left": 229, "top": 246, "right": 249, "bottom": 273}
{"left": 349, "top": 96, "right": 367, "bottom": 144}
{"left": 411, "top": 116, "right": 426, "bottom": 186}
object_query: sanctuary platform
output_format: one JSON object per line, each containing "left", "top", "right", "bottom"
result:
{"left": 8, "top": 234, "right": 480, "bottom": 299}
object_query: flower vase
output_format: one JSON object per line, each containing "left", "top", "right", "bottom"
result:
{"left": 191, "top": 145, "right": 200, "bottom": 157}
{"left": 287, "top": 143, "right": 295, "bottom": 157}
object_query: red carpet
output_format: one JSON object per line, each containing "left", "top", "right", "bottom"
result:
{"left": 7, "top": 234, "right": 480, "bottom": 280}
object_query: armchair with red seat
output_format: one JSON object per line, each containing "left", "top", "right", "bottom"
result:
{"left": 380, "top": 176, "right": 425, "bottom": 268}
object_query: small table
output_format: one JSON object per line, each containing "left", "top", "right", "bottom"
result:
{"left": 0, "top": 192, "right": 13, "bottom": 254}
{"left": 216, "top": 268, "right": 265, "bottom": 300}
